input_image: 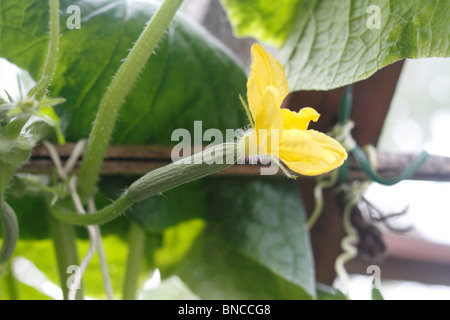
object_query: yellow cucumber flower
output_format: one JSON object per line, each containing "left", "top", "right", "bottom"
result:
{"left": 238, "top": 43, "right": 347, "bottom": 177}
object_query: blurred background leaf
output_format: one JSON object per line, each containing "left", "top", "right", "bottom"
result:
{"left": 0, "top": 235, "right": 130, "bottom": 299}
{"left": 0, "top": 0, "right": 248, "bottom": 143}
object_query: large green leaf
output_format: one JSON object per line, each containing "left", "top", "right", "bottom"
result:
{"left": 0, "top": 0, "right": 247, "bottom": 143}
{"left": 175, "top": 231, "right": 312, "bottom": 299}
{"left": 221, "top": 0, "right": 450, "bottom": 90}
{"left": 146, "top": 177, "right": 315, "bottom": 299}
{"left": 206, "top": 177, "right": 315, "bottom": 297}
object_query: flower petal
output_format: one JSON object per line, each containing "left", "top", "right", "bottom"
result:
{"left": 256, "top": 86, "right": 283, "bottom": 130}
{"left": 282, "top": 107, "right": 320, "bottom": 130}
{"left": 255, "top": 86, "right": 283, "bottom": 154}
{"left": 247, "top": 43, "right": 289, "bottom": 123}
{"left": 279, "top": 129, "right": 348, "bottom": 176}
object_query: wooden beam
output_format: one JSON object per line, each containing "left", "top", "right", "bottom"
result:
{"left": 20, "top": 143, "right": 450, "bottom": 181}
{"left": 349, "top": 152, "right": 450, "bottom": 182}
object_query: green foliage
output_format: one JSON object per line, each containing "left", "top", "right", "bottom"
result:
{"left": 127, "top": 180, "right": 207, "bottom": 233}
{"left": 2, "top": 236, "right": 130, "bottom": 299}
{"left": 221, "top": 0, "right": 450, "bottom": 90}
{"left": 0, "top": 0, "right": 247, "bottom": 143}
{"left": 2, "top": 240, "right": 61, "bottom": 300}
{"left": 101, "top": 177, "right": 315, "bottom": 299}
{"left": 5, "top": 194, "right": 49, "bottom": 240}
{"left": 205, "top": 177, "right": 314, "bottom": 296}
{"left": 3, "top": 0, "right": 436, "bottom": 299}
{"left": 175, "top": 231, "right": 310, "bottom": 299}
{"left": 138, "top": 177, "right": 315, "bottom": 299}
{"left": 0, "top": 0, "right": 316, "bottom": 299}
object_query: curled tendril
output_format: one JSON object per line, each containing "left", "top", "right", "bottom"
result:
{"left": 334, "top": 180, "right": 371, "bottom": 297}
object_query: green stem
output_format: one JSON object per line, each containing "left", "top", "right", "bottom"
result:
{"left": 77, "top": 0, "right": 184, "bottom": 201}
{"left": 122, "top": 222, "right": 146, "bottom": 300}
{"left": 52, "top": 192, "right": 134, "bottom": 226}
{"left": 47, "top": 211, "right": 83, "bottom": 300}
{"left": 0, "top": 165, "right": 16, "bottom": 197}
{"left": 0, "top": 166, "right": 19, "bottom": 265}
{"left": 0, "top": 203, "right": 19, "bottom": 265}
{"left": 52, "top": 143, "right": 237, "bottom": 226}
{"left": 4, "top": 261, "right": 20, "bottom": 300}
{"left": 28, "top": 0, "right": 59, "bottom": 100}
{"left": 338, "top": 85, "right": 353, "bottom": 124}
